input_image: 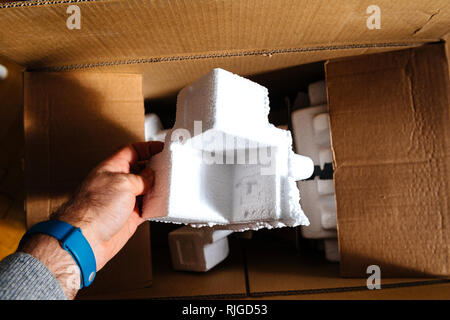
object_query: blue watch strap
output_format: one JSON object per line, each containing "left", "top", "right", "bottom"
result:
{"left": 20, "top": 220, "right": 97, "bottom": 288}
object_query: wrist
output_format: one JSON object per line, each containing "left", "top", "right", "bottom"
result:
{"left": 50, "top": 214, "right": 103, "bottom": 265}
{"left": 50, "top": 204, "right": 101, "bottom": 251}
{"left": 20, "top": 234, "right": 81, "bottom": 299}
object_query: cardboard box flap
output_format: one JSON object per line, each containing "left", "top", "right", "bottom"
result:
{"left": 112, "top": 46, "right": 411, "bottom": 100}
{"left": 326, "top": 43, "right": 449, "bottom": 277}
{"left": 1, "top": 1, "right": 450, "bottom": 70}
{"left": 24, "top": 72, "right": 145, "bottom": 225}
{"left": 24, "top": 71, "right": 151, "bottom": 294}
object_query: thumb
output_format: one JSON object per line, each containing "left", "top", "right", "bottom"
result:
{"left": 126, "top": 167, "right": 155, "bottom": 196}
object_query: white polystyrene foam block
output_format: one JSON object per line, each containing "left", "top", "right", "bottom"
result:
{"left": 317, "top": 180, "right": 335, "bottom": 196}
{"left": 293, "top": 92, "right": 309, "bottom": 110}
{"left": 142, "top": 68, "right": 313, "bottom": 231}
{"left": 292, "top": 105, "right": 328, "bottom": 165}
{"left": 168, "top": 226, "right": 232, "bottom": 272}
{"left": 320, "top": 195, "right": 337, "bottom": 230}
{"left": 313, "top": 113, "right": 329, "bottom": 133}
{"left": 0, "top": 65, "right": 8, "bottom": 80}
{"left": 292, "top": 105, "right": 338, "bottom": 238}
{"left": 145, "top": 113, "right": 164, "bottom": 141}
{"left": 291, "top": 154, "right": 315, "bottom": 181}
{"left": 144, "top": 113, "right": 169, "bottom": 142}
{"left": 296, "top": 181, "right": 337, "bottom": 238}
{"left": 153, "top": 129, "right": 169, "bottom": 142}
{"left": 308, "top": 80, "right": 327, "bottom": 106}
{"left": 319, "top": 148, "right": 333, "bottom": 170}
{"left": 324, "top": 238, "right": 340, "bottom": 262}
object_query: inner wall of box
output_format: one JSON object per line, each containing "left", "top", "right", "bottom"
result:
{"left": 145, "top": 61, "right": 327, "bottom": 256}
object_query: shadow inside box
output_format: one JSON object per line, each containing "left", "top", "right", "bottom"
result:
{"left": 241, "top": 230, "right": 448, "bottom": 297}
{"left": 24, "top": 72, "right": 144, "bottom": 225}
{"left": 24, "top": 71, "right": 151, "bottom": 298}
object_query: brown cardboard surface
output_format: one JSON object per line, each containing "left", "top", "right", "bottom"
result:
{"left": 244, "top": 281, "right": 450, "bottom": 299}
{"left": 24, "top": 72, "right": 145, "bottom": 226}
{"left": 1, "top": 1, "right": 449, "bottom": 70}
{"left": 446, "top": 35, "right": 450, "bottom": 75}
{"left": 0, "top": 57, "right": 26, "bottom": 260}
{"left": 326, "top": 44, "right": 450, "bottom": 277}
{"left": 124, "top": 46, "right": 409, "bottom": 100}
{"left": 77, "top": 222, "right": 152, "bottom": 298}
{"left": 24, "top": 71, "right": 152, "bottom": 295}
{"left": 245, "top": 237, "right": 439, "bottom": 296}
{"left": 79, "top": 237, "right": 248, "bottom": 299}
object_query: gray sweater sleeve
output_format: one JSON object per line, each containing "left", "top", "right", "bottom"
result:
{"left": 0, "top": 252, "right": 67, "bottom": 300}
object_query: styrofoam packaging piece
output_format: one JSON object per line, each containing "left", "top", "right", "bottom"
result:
{"left": 145, "top": 113, "right": 163, "bottom": 141}
{"left": 169, "top": 226, "right": 233, "bottom": 272}
{"left": 292, "top": 105, "right": 338, "bottom": 239}
{"left": 293, "top": 91, "right": 309, "bottom": 110}
{"left": 145, "top": 113, "right": 170, "bottom": 142}
{"left": 153, "top": 129, "right": 169, "bottom": 142}
{"left": 296, "top": 181, "right": 337, "bottom": 238}
{"left": 0, "top": 64, "right": 7, "bottom": 80}
{"left": 142, "top": 68, "right": 314, "bottom": 231}
{"left": 320, "top": 195, "right": 337, "bottom": 230}
{"left": 308, "top": 80, "right": 327, "bottom": 106}
{"left": 324, "top": 238, "right": 340, "bottom": 262}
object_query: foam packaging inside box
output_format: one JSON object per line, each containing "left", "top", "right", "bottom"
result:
{"left": 145, "top": 113, "right": 169, "bottom": 142}
{"left": 142, "top": 68, "right": 314, "bottom": 231}
{"left": 169, "top": 226, "right": 233, "bottom": 272}
{"left": 292, "top": 105, "right": 337, "bottom": 238}
{"left": 324, "top": 239, "right": 340, "bottom": 262}
{"left": 291, "top": 80, "right": 340, "bottom": 262}
{"left": 308, "top": 81, "right": 328, "bottom": 106}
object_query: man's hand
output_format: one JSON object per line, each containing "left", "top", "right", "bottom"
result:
{"left": 21, "top": 141, "right": 164, "bottom": 299}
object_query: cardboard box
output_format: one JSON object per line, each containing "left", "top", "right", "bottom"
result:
{"left": 0, "top": 0, "right": 448, "bottom": 298}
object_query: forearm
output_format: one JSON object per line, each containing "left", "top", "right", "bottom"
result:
{"left": 0, "top": 250, "right": 68, "bottom": 300}
{"left": 0, "top": 141, "right": 162, "bottom": 300}
{"left": 20, "top": 234, "right": 81, "bottom": 299}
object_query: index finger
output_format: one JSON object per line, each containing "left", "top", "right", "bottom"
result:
{"left": 101, "top": 141, "right": 164, "bottom": 173}
{"left": 134, "top": 141, "right": 165, "bottom": 160}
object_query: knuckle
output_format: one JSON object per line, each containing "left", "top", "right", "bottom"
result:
{"left": 114, "top": 173, "right": 131, "bottom": 188}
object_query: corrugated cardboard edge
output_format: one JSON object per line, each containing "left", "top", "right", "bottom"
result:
{"left": 243, "top": 279, "right": 450, "bottom": 298}
{"left": 31, "top": 43, "right": 424, "bottom": 72}
{"left": 0, "top": 0, "right": 100, "bottom": 8}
